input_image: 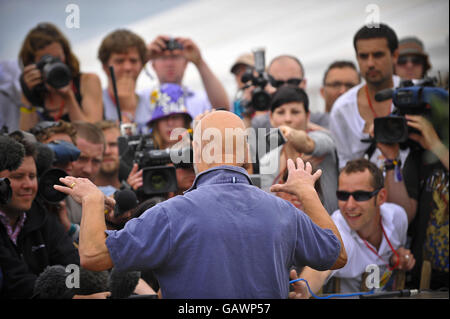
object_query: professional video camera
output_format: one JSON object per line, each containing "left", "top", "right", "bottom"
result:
{"left": 240, "top": 48, "right": 272, "bottom": 112}
{"left": 20, "top": 54, "right": 72, "bottom": 106}
{"left": 37, "top": 140, "right": 81, "bottom": 204}
{"left": 118, "top": 134, "right": 192, "bottom": 197}
{"left": 373, "top": 77, "right": 449, "bottom": 144}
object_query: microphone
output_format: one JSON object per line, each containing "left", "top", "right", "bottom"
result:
{"left": 34, "top": 142, "right": 55, "bottom": 177}
{"left": 374, "top": 88, "right": 394, "bottom": 102}
{"left": 359, "top": 289, "right": 419, "bottom": 299}
{"left": 0, "top": 135, "right": 25, "bottom": 172}
{"left": 113, "top": 189, "right": 139, "bottom": 218}
{"left": 108, "top": 268, "right": 140, "bottom": 299}
{"left": 33, "top": 265, "right": 110, "bottom": 299}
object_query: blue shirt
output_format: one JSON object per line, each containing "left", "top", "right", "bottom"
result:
{"left": 105, "top": 165, "right": 340, "bottom": 298}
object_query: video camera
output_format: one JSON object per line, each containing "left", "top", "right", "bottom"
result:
{"left": 240, "top": 48, "right": 272, "bottom": 112}
{"left": 373, "top": 78, "right": 449, "bottom": 144}
{"left": 118, "top": 134, "right": 192, "bottom": 198}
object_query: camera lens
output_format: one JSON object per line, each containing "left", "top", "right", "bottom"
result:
{"left": 142, "top": 166, "right": 177, "bottom": 195}
{"left": 38, "top": 168, "right": 68, "bottom": 204}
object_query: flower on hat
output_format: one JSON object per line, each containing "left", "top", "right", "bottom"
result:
{"left": 150, "top": 89, "right": 160, "bottom": 105}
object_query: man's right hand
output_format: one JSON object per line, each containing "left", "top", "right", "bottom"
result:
{"left": 270, "top": 158, "right": 322, "bottom": 198}
{"left": 146, "top": 35, "right": 173, "bottom": 61}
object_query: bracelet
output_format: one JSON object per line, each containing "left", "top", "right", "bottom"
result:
{"left": 68, "top": 223, "right": 76, "bottom": 236}
{"left": 384, "top": 158, "right": 403, "bottom": 182}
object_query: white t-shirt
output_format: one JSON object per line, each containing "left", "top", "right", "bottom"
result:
{"left": 329, "top": 202, "right": 408, "bottom": 293}
{"left": 329, "top": 76, "right": 409, "bottom": 170}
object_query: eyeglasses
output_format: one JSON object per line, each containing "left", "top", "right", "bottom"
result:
{"left": 397, "top": 55, "right": 424, "bottom": 66}
{"left": 269, "top": 75, "right": 303, "bottom": 88}
{"left": 324, "top": 81, "right": 357, "bottom": 90}
{"left": 336, "top": 189, "right": 381, "bottom": 202}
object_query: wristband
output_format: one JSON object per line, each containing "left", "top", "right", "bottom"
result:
{"left": 68, "top": 223, "right": 76, "bottom": 236}
{"left": 384, "top": 158, "right": 402, "bottom": 182}
{"left": 20, "top": 105, "right": 36, "bottom": 114}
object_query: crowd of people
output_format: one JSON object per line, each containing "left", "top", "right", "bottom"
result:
{"left": 0, "top": 20, "right": 448, "bottom": 299}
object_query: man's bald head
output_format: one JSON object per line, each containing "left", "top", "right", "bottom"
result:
{"left": 193, "top": 111, "right": 250, "bottom": 172}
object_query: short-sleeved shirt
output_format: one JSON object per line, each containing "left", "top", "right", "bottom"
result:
{"left": 329, "top": 203, "right": 408, "bottom": 293}
{"left": 105, "top": 165, "right": 340, "bottom": 298}
{"left": 329, "top": 76, "right": 409, "bottom": 169}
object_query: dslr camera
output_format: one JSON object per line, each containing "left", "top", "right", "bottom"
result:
{"left": 373, "top": 78, "right": 449, "bottom": 145}
{"left": 118, "top": 134, "right": 192, "bottom": 198}
{"left": 20, "top": 54, "right": 72, "bottom": 106}
{"left": 240, "top": 48, "right": 272, "bottom": 112}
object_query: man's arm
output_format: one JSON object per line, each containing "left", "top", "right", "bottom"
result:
{"left": 270, "top": 158, "right": 347, "bottom": 269}
{"left": 177, "top": 37, "right": 230, "bottom": 110}
{"left": 290, "top": 267, "right": 332, "bottom": 299}
{"left": 54, "top": 177, "right": 113, "bottom": 271}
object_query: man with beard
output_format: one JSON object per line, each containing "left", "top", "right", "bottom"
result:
{"left": 329, "top": 23, "right": 408, "bottom": 169}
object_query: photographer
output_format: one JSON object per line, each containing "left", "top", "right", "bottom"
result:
{"left": 375, "top": 113, "right": 448, "bottom": 290}
{"left": 18, "top": 23, "right": 103, "bottom": 131}
{"left": 146, "top": 35, "right": 229, "bottom": 117}
{"left": 0, "top": 135, "right": 79, "bottom": 298}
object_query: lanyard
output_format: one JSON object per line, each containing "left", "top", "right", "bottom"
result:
{"left": 365, "top": 85, "right": 378, "bottom": 118}
{"left": 362, "top": 220, "right": 400, "bottom": 271}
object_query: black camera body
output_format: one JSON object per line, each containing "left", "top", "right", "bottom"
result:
{"left": 35, "top": 54, "right": 72, "bottom": 89}
{"left": 20, "top": 54, "right": 72, "bottom": 107}
{"left": 0, "top": 178, "right": 12, "bottom": 205}
{"left": 240, "top": 48, "right": 272, "bottom": 112}
{"left": 118, "top": 134, "right": 192, "bottom": 197}
{"left": 165, "top": 38, "right": 183, "bottom": 51}
{"left": 373, "top": 78, "right": 449, "bottom": 144}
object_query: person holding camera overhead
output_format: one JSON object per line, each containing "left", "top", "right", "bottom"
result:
{"left": 146, "top": 35, "right": 229, "bottom": 117}
{"left": 18, "top": 23, "right": 103, "bottom": 131}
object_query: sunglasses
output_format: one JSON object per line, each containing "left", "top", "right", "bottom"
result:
{"left": 336, "top": 188, "right": 381, "bottom": 202}
{"left": 269, "top": 75, "right": 303, "bottom": 88}
{"left": 397, "top": 55, "right": 424, "bottom": 66}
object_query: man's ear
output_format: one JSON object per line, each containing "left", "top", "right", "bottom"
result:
{"left": 376, "top": 187, "right": 387, "bottom": 206}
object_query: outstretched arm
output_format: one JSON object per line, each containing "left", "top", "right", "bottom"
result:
{"left": 270, "top": 158, "right": 347, "bottom": 269}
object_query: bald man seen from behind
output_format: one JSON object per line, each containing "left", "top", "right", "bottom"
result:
{"left": 55, "top": 110, "right": 347, "bottom": 299}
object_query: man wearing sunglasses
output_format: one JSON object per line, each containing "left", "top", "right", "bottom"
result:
{"left": 394, "top": 37, "right": 432, "bottom": 81}
{"left": 289, "top": 159, "right": 415, "bottom": 296}
{"left": 251, "top": 55, "right": 306, "bottom": 134}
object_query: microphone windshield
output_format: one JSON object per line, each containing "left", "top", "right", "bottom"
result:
{"left": 114, "top": 189, "right": 139, "bottom": 217}
{"left": 0, "top": 136, "right": 25, "bottom": 171}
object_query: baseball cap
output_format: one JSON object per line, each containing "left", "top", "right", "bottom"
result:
{"left": 230, "top": 53, "right": 255, "bottom": 74}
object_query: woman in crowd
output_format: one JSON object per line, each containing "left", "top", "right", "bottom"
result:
{"left": 259, "top": 86, "right": 339, "bottom": 214}
{"left": 18, "top": 22, "right": 103, "bottom": 131}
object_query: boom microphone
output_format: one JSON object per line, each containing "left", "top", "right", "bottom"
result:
{"left": 0, "top": 135, "right": 25, "bottom": 172}
{"left": 374, "top": 88, "right": 394, "bottom": 102}
{"left": 114, "top": 189, "right": 139, "bottom": 217}
{"left": 108, "top": 268, "right": 140, "bottom": 299}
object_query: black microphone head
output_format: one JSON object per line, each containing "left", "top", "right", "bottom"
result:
{"left": 374, "top": 88, "right": 394, "bottom": 102}
{"left": 108, "top": 268, "right": 140, "bottom": 299}
{"left": 72, "top": 267, "right": 109, "bottom": 296}
{"left": 114, "top": 189, "right": 139, "bottom": 217}
{"left": 34, "top": 265, "right": 75, "bottom": 299}
{"left": 0, "top": 135, "right": 25, "bottom": 171}
{"left": 34, "top": 142, "right": 55, "bottom": 177}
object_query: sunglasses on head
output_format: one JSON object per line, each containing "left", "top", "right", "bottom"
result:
{"left": 269, "top": 75, "right": 303, "bottom": 88}
{"left": 397, "top": 55, "right": 424, "bottom": 66}
{"left": 336, "top": 188, "right": 381, "bottom": 202}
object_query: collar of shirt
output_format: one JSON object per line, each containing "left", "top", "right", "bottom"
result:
{"left": 0, "top": 209, "right": 27, "bottom": 245}
{"left": 184, "top": 165, "right": 252, "bottom": 193}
